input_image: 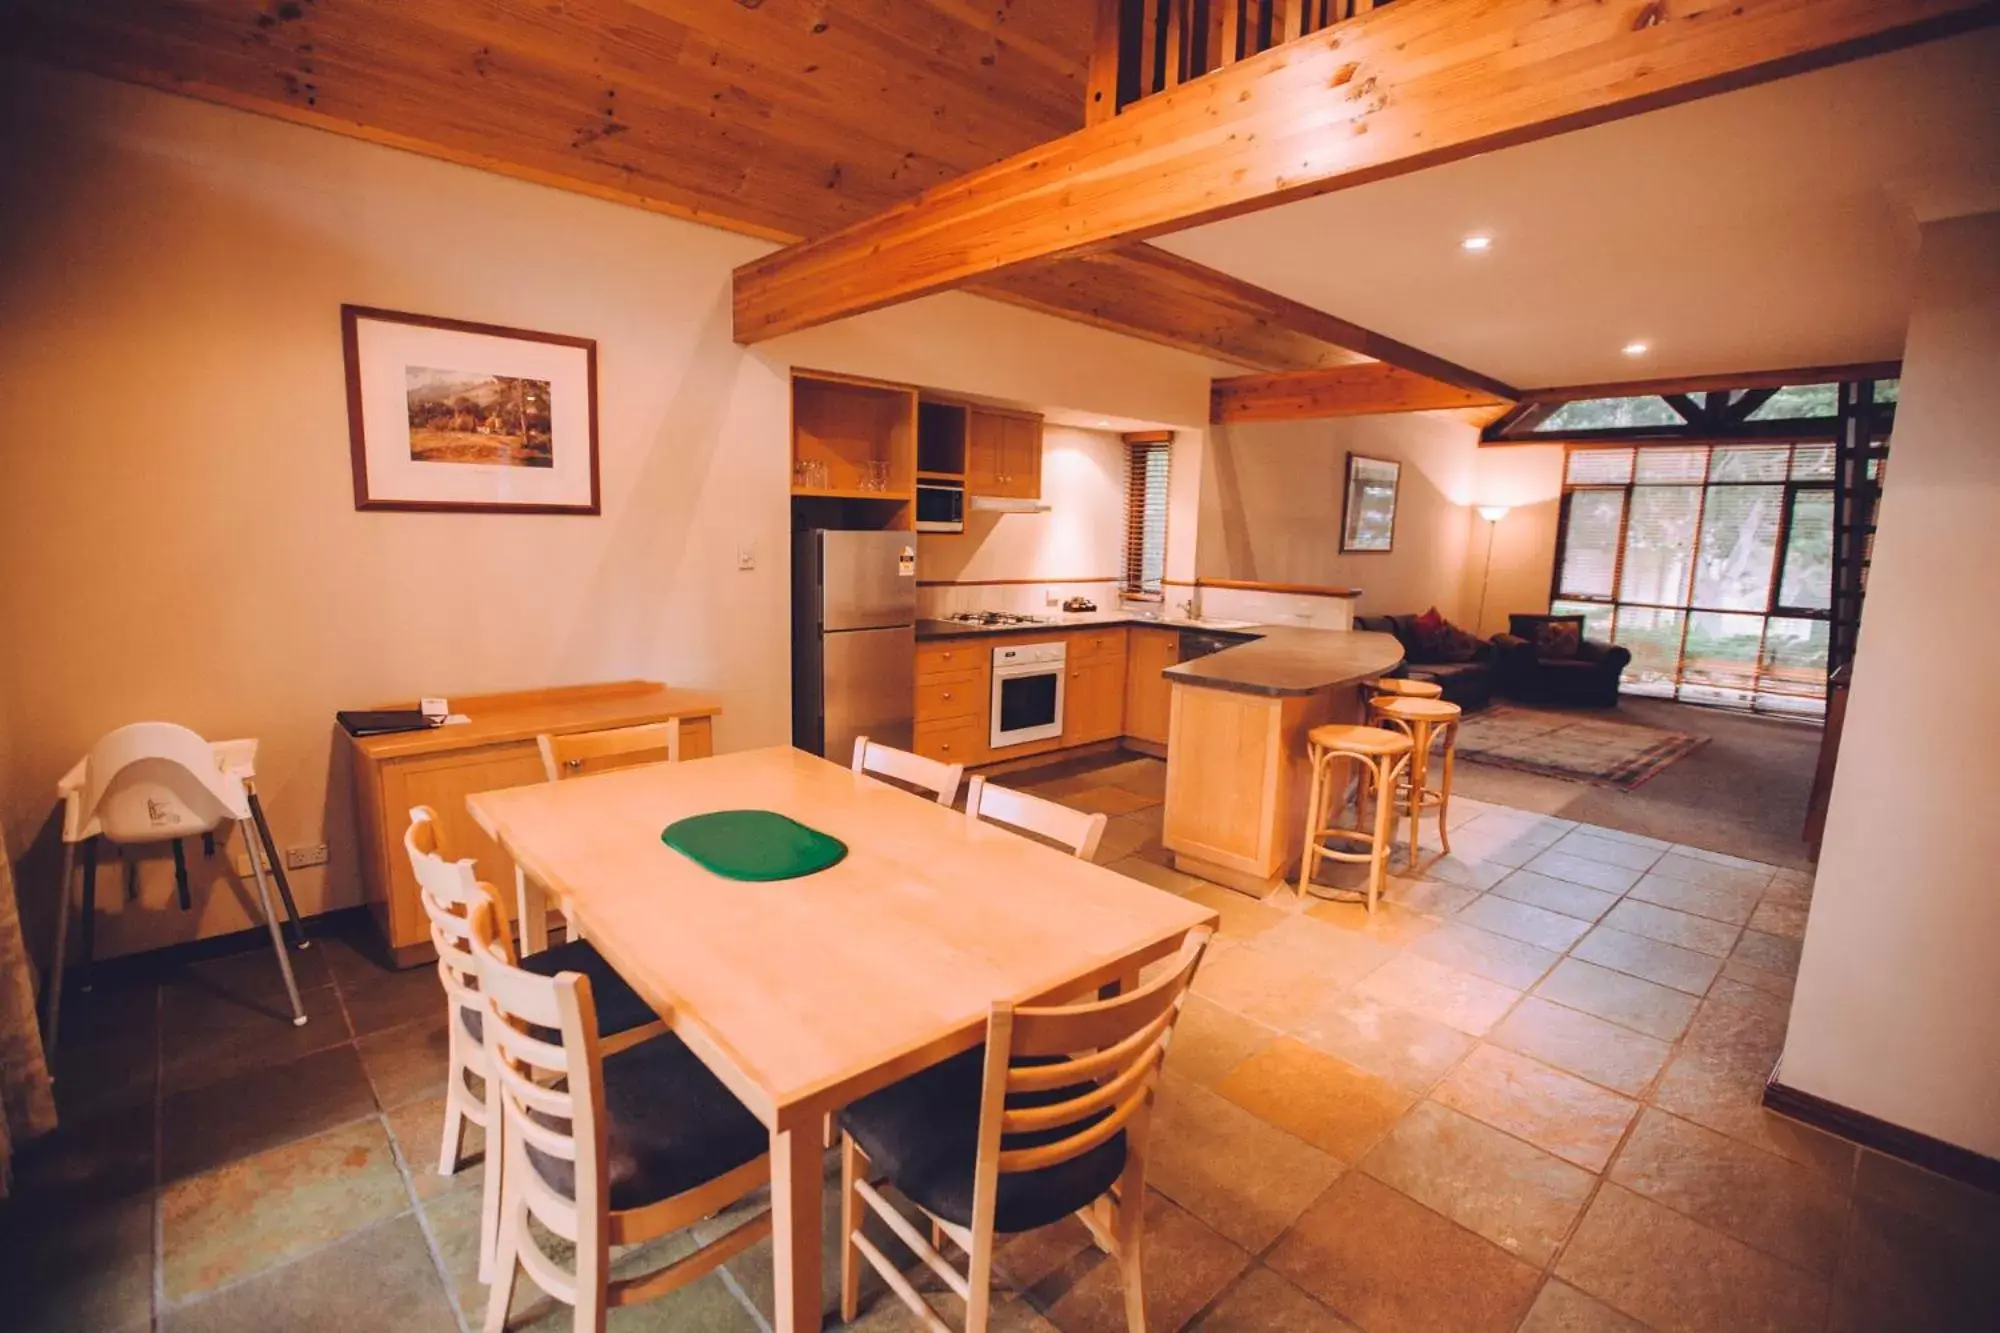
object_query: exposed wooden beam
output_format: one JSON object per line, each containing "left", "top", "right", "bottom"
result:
{"left": 1086, "top": 0, "right": 1125, "bottom": 125}
{"left": 1518, "top": 359, "right": 1905, "bottom": 403}
{"left": 1211, "top": 364, "right": 1507, "bottom": 424}
{"left": 734, "top": 0, "right": 1992, "bottom": 342}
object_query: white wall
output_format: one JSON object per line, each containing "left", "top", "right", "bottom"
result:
{"left": 1779, "top": 211, "right": 2000, "bottom": 1158}
{"left": 0, "top": 65, "right": 1217, "bottom": 958}
{"left": 1464, "top": 445, "right": 1566, "bottom": 637}
{"left": 1195, "top": 412, "right": 1481, "bottom": 622}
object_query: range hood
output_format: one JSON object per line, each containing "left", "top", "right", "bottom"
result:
{"left": 969, "top": 495, "right": 1051, "bottom": 514}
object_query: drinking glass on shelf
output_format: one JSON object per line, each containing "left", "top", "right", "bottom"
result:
{"left": 863, "top": 460, "right": 890, "bottom": 492}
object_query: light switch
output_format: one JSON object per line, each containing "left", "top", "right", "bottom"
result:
{"left": 737, "top": 543, "right": 756, "bottom": 571}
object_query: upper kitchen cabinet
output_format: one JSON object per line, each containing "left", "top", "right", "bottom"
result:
{"left": 792, "top": 369, "right": 917, "bottom": 530}
{"left": 966, "top": 406, "right": 1043, "bottom": 499}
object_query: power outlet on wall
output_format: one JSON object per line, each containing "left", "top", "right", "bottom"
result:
{"left": 286, "top": 844, "right": 329, "bottom": 870}
{"left": 229, "top": 841, "right": 272, "bottom": 877}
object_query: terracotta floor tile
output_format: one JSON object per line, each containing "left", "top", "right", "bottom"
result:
{"left": 1177, "top": 881, "right": 1290, "bottom": 944}
{"left": 1827, "top": 1185, "right": 2000, "bottom": 1333}
{"left": 1571, "top": 925, "right": 1723, "bottom": 995}
{"left": 1570, "top": 824, "right": 1671, "bottom": 851}
{"left": 1746, "top": 899, "right": 1809, "bottom": 940}
{"left": 1065, "top": 784, "right": 1161, "bottom": 817}
{"left": 1522, "top": 849, "right": 1645, "bottom": 895}
{"left": 1516, "top": 1280, "right": 1648, "bottom": 1332}
{"left": 1647, "top": 850, "right": 1775, "bottom": 896}
{"left": 1101, "top": 758, "right": 1169, "bottom": 798}
{"left": 356, "top": 1011, "right": 454, "bottom": 1111}
{"left": 1381, "top": 875, "right": 1483, "bottom": 916}
{"left": 2, "top": 1193, "right": 155, "bottom": 1333}
{"left": 1108, "top": 856, "right": 1206, "bottom": 897}
{"left": 1147, "top": 1072, "right": 1345, "bottom": 1252}
{"left": 1627, "top": 872, "right": 1763, "bottom": 925}
{"left": 1601, "top": 900, "right": 1740, "bottom": 958}
{"left": 158, "top": 979, "right": 349, "bottom": 1095}
{"left": 1409, "top": 920, "right": 1562, "bottom": 990}
{"left": 1490, "top": 869, "right": 1621, "bottom": 923}
{"left": 1267, "top": 1172, "right": 1540, "bottom": 1333}
{"left": 49, "top": 1017, "right": 158, "bottom": 1122}
{"left": 1285, "top": 988, "right": 1477, "bottom": 1093}
{"left": 1433, "top": 1045, "right": 1637, "bottom": 1172}
{"left": 161, "top": 1117, "right": 410, "bottom": 1301}
{"left": 384, "top": 1095, "right": 483, "bottom": 1200}
{"left": 1043, "top": 1191, "right": 1248, "bottom": 1333}
{"left": 1190, "top": 1267, "right": 1358, "bottom": 1332}
{"left": 1732, "top": 929, "right": 1803, "bottom": 977}
{"left": 1251, "top": 915, "right": 1400, "bottom": 987}
{"left": 160, "top": 1214, "right": 456, "bottom": 1333}
{"left": 1457, "top": 894, "right": 1592, "bottom": 952}
{"left": 993, "top": 1215, "right": 1095, "bottom": 1293}
{"left": 1650, "top": 1006, "right": 1854, "bottom": 1181}
{"left": 1555, "top": 1184, "right": 1829, "bottom": 1333}
{"left": 1720, "top": 955, "right": 1796, "bottom": 1001}
{"left": 1668, "top": 844, "right": 1777, "bottom": 871}
{"left": 1535, "top": 959, "right": 1698, "bottom": 1041}
{"left": 1215, "top": 1037, "right": 1416, "bottom": 1162}
{"left": 7, "top": 1097, "right": 154, "bottom": 1216}
{"left": 1547, "top": 830, "right": 1666, "bottom": 873}
{"left": 1488, "top": 996, "right": 1671, "bottom": 1097}
{"left": 1191, "top": 943, "right": 1346, "bottom": 1029}
{"left": 161, "top": 1043, "right": 378, "bottom": 1184}
{"left": 1359, "top": 1101, "right": 1594, "bottom": 1265}
{"left": 1609, "top": 1108, "right": 1848, "bottom": 1276}
{"left": 1304, "top": 898, "right": 1440, "bottom": 947}
{"left": 1702, "top": 974, "right": 1792, "bottom": 1023}
{"left": 339, "top": 964, "right": 453, "bottom": 1037}
{"left": 1093, "top": 813, "right": 1158, "bottom": 864}
{"left": 1852, "top": 1149, "right": 2000, "bottom": 1243}
{"left": 1163, "top": 994, "right": 1276, "bottom": 1088}
{"left": 1353, "top": 952, "right": 1522, "bottom": 1037}
{"left": 851, "top": 1291, "right": 1059, "bottom": 1333}
{"left": 1419, "top": 853, "right": 1514, "bottom": 892}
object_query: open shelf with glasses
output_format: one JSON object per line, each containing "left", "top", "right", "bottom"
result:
{"left": 792, "top": 370, "right": 916, "bottom": 504}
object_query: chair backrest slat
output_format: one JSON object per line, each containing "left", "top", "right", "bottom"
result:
{"left": 996, "top": 1078, "right": 1152, "bottom": 1175}
{"left": 539, "top": 720, "right": 683, "bottom": 783}
{"left": 966, "top": 776, "right": 1108, "bottom": 859}
{"left": 852, "top": 735, "right": 962, "bottom": 806}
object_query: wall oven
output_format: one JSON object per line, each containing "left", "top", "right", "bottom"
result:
{"left": 915, "top": 482, "right": 965, "bottom": 533}
{"left": 990, "top": 641, "right": 1066, "bottom": 748}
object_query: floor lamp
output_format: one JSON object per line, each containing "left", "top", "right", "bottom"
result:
{"left": 1475, "top": 505, "right": 1511, "bottom": 634}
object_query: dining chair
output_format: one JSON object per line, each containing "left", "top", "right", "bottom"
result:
{"left": 853, "top": 735, "right": 963, "bottom": 806}
{"left": 537, "top": 719, "right": 682, "bottom": 783}
{"left": 966, "top": 776, "right": 1108, "bottom": 860}
{"left": 467, "top": 895, "right": 773, "bottom": 1333}
{"left": 837, "top": 926, "right": 1214, "bottom": 1333}
{"left": 402, "top": 807, "right": 667, "bottom": 1281}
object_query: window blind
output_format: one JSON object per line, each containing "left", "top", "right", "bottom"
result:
{"left": 1122, "top": 436, "right": 1172, "bottom": 595}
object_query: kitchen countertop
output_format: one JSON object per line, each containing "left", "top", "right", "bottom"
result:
{"left": 917, "top": 616, "right": 1405, "bottom": 698}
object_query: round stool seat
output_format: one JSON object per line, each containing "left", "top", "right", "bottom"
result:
{"left": 1373, "top": 677, "right": 1444, "bottom": 700}
{"left": 1307, "top": 723, "right": 1413, "bottom": 757}
{"left": 1370, "top": 695, "right": 1462, "bottom": 723}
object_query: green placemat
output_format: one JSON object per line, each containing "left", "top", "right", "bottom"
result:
{"left": 662, "top": 809, "right": 848, "bottom": 882}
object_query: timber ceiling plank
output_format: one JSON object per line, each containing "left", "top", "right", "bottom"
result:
{"left": 1211, "top": 364, "right": 1509, "bottom": 423}
{"left": 732, "top": 0, "right": 1998, "bottom": 342}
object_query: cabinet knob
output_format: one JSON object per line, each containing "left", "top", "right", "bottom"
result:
{"left": 942, "top": 691, "right": 953, "bottom": 700}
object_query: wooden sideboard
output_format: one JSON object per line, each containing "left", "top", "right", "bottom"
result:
{"left": 347, "top": 680, "right": 721, "bottom": 965}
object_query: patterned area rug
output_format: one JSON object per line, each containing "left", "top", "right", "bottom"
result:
{"left": 1452, "top": 705, "right": 1709, "bottom": 790}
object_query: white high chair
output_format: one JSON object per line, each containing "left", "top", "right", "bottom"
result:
{"left": 44, "top": 722, "right": 310, "bottom": 1056}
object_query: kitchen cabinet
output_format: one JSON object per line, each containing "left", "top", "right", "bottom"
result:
{"left": 1124, "top": 627, "right": 1179, "bottom": 746}
{"left": 966, "top": 407, "right": 1042, "bottom": 499}
{"left": 914, "top": 643, "right": 991, "bottom": 766}
{"left": 1062, "top": 632, "right": 1128, "bottom": 747}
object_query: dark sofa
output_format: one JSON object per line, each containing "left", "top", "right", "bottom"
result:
{"left": 1493, "top": 613, "right": 1631, "bottom": 707}
{"left": 1353, "top": 613, "right": 1497, "bottom": 710}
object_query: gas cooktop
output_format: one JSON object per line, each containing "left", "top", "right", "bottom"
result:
{"left": 942, "top": 611, "right": 1053, "bottom": 626}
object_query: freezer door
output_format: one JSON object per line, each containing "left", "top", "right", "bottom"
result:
{"left": 823, "top": 625, "right": 915, "bottom": 763}
{"left": 818, "top": 530, "right": 917, "bottom": 631}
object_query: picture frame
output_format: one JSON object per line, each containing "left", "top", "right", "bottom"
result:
{"left": 1340, "top": 453, "right": 1401, "bottom": 553}
{"left": 342, "top": 305, "right": 600, "bottom": 514}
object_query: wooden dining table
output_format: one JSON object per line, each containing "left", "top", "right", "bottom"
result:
{"left": 465, "top": 745, "right": 1217, "bottom": 1333}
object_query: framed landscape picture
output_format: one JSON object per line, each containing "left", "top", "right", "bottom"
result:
{"left": 342, "top": 305, "right": 600, "bottom": 513}
{"left": 1340, "top": 453, "right": 1401, "bottom": 552}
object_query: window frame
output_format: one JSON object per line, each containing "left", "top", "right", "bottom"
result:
{"left": 1119, "top": 433, "right": 1173, "bottom": 600}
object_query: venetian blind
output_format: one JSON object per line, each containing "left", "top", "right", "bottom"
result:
{"left": 1122, "top": 436, "right": 1172, "bottom": 595}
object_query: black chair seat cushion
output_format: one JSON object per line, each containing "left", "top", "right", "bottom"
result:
{"left": 523, "top": 1033, "right": 768, "bottom": 1211}
{"left": 839, "top": 1046, "right": 1127, "bottom": 1235}
{"left": 457, "top": 938, "right": 659, "bottom": 1046}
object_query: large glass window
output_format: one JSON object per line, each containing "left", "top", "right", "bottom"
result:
{"left": 1552, "top": 443, "right": 1848, "bottom": 716}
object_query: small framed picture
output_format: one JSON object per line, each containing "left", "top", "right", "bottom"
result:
{"left": 1341, "top": 453, "right": 1401, "bottom": 553}
{"left": 342, "top": 305, "right": 600, "bottom": 514}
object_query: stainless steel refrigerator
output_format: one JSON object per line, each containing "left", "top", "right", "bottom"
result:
{"left": 792, "top": 529, "right": 918, "bottom": 761}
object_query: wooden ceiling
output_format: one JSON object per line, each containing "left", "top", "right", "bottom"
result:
{"left": 7, "top": 0, "right": 1397, "bottom": 373}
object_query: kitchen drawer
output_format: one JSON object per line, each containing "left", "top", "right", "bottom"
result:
{"left": 914, "top": 717, "right": 987, "bottom": 767}
{"left": 917, "top": 640, "right": 987, "bottom": 679}
{"left": 1067, "top": 627, "right": 1130, "bottom": 662}
{"left": 915, "top": 670, "right": 986, "bottom": 723}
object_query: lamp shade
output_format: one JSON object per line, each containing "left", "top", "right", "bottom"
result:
{"left": 1477, "top": 505, "right": 1511, "bottom": 523}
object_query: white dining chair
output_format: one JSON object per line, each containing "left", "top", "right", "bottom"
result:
{"left": 852, "top": 736, "right": 963, "bottom": 806}
{"left": 537, "top": 720, "right": 683, "bottom": 783}
{"left": 45, "top": 722, "right": 309, "bottom": 1053}
{"left": 965, "top": 776, "right": 1108, "bottom": 860}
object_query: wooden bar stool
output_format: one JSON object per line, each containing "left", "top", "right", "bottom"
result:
{"left": 1298, "top": 723, "right": 1415, "bottom": 912}
{"left": 1371, "top": 676, "right": 1444, "bottom": 700}
{"left": 1368, "top": 695, "right": 1463, "bottom": 868}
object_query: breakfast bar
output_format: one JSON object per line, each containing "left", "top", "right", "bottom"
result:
{"left": 1159, "top": 627, "right": 1405, "bottom": 897}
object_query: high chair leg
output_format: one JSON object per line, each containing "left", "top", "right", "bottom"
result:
{"left": 239, "top": 818, "right": 307, "bottom": 1025}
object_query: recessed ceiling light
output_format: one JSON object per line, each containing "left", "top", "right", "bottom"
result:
{"left": 1622, "top": 341, "right": 1650, "bottom": 357}
{"left": 1461, "top": 234, "right": 1493, "bottom": 252}
{"left": 1096, "top": 420, "right": 1112, "bottom": 427}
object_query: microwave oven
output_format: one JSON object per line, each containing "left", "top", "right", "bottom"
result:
{"left": 915, "top": 481, "right": 965, "bottom": 533}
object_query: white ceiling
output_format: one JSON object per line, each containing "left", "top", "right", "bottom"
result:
{"left": 1155, "top": 30, "right": 2000, "bottom": 390}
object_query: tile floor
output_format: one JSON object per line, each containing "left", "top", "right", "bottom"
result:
{"left": 6, "top": 754, "right": 1997, "bottom": 1332}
